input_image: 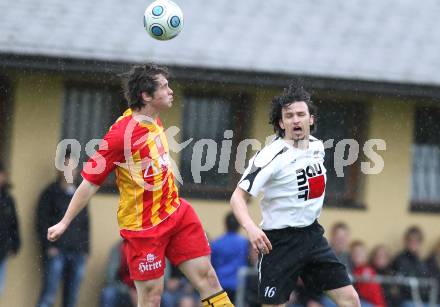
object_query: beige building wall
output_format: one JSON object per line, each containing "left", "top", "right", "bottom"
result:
{"left": 319, "top": 100, "right": 440, "bottom": 255}
{"left": 3, "top": 73, "right": 64, "bottom": 306}
{"left": 1, "top": 73, "right": 123, "bottom": 307}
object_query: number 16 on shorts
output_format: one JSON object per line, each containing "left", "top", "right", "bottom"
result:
{"left": 264, "top": 286, "right": 277, "bottom": 298}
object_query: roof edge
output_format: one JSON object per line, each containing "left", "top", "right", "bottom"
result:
{"left": 1, "top": 53, "right": 440, "bottom": 100}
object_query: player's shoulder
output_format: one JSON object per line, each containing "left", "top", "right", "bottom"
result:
{"left": 101, "top": 112, "right": 134, "bottom": 147}
{"left": 253, "top": 138, "right": 290, "bottom": 168}
{"left": 309, "top": 135, "right": 325, "bottom": 151}
{"left": 107, "top": 116, "right": 130, "bottom": 138}
{"left": 113, "top": 109, "right": 133, "bottom": 128}
{"left": 309, "top": 135, "right": 321, "bottom": 143}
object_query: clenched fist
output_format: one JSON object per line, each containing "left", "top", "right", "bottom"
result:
{"left": 47, "top": 222, "right": 67, "bottom": 242}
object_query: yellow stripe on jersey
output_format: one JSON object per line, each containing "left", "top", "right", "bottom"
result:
{"left": 148, "top": 133, "right": 163, "bottom": 226}
{"left": 158, "top": 130, "right": 178, "bottom": 215}
{"left": 116, "top": 151, "right": 145, "bottom": 230}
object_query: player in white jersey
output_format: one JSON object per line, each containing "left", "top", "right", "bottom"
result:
{"left": 230, "top": 84, "right": 360, "bottom": 307}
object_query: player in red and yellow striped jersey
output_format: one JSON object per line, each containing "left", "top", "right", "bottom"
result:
{"left": 47, "top": 64, "right": 233, "bottom": 307}
{"left": 81, "top": 108, "right": 180, "bottom": 232}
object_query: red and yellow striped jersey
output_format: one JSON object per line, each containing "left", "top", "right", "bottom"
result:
{"left": 82, "top": 109, "right": 180, "bottom": 235}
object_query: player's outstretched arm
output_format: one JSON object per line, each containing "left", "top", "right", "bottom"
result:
{"left": 47, "top": 179, "right": 99, "bottom": 242}
{"left": 230, "top": 187, "right": 272, "bottom": 254}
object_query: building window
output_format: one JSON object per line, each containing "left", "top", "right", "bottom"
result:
{"left": 411, "top": 106, "right": 440, "bottom": 212}
{"left": 62, "top": 84, "right": 123, "bottom": 192}
{"left": 314, "top": 100, "right": 366, "bottom": 208}
{"left": 179, "top": 92, "right": 249, "bottom": 199}
{"left": 0, "top": 77, "right": 12, "bottom": 163}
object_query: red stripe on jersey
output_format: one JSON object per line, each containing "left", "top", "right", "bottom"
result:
{"left": 157, "top": 171, "right": 171, "bottom": 221}
{"left": 141, "top": 184, "right": 153, "bottom": 228}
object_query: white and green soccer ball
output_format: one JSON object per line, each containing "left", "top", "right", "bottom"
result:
{"left": 144, "top": 0, "right": 184, "bottom": 40}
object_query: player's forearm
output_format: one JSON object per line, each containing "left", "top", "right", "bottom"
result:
{"left": 230, "top": 187, "right": 257, "bottom": 231}
{"left": 60, "top": 179, "right": 98, "bottom": 226}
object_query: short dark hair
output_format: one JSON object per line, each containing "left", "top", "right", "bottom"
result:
{"left": 331, "top": 222, "right": 349, "bottom": 235}
{"left": 350, "top": 240, "right": 365, "bottom": 250}
{"left": 269, "top": 81, "right": 316, "bottom": 138}
{"left": 225, "top": 212, "right": 240, "bottom": 232}
{"left": 405, "top": 225, "right": 423, "bottom": 242}
{"left": 121, "top": 63, "right": 169, "bottom": 111}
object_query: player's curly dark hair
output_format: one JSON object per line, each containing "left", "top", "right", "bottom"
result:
{"left": 121, "top": 63, "right": 169, "bottom": 110}
{"left": 269, "top": 81, "right": 317, "bottom": 138}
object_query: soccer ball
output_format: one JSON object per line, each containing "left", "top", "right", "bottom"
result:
{"left": 144, "top": 0, "right": 184, "bottom": 40}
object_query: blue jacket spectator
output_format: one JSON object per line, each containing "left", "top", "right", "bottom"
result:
{"left": 211, "top": 212, "right": 249, "bottom": 303}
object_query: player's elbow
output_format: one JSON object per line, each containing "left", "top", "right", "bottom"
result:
{"left": 229, "top": 187, "right": 240, "bottom": 208}
{"left": 230, "top": 187, "right": 248, "bottom": 208}
{"left": 78, "top": 179, "right": 99, "bottom": 198}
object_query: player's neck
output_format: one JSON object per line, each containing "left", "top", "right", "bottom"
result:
{"left": 284, "top": 137, "right": 309, "bottom": 149}
{"left": 294, "top": 139, "right": 309, "bottom": 149}
{"left": 132, "top": 104, "right": 159, "bottom": 123}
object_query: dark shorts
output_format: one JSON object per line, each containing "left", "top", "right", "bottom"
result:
{"left": 258, "top": 220, "right": 351, "bottom": 304}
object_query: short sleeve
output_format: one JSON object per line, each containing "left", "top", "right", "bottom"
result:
{"left": 238, "top": 152, "right": 275, "bottom": 197}
{"left": 81, "top": 128, "right": 124, "bottom": 186}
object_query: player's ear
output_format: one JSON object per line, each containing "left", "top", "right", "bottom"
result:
{"left": 279, "top": 119, "right": 285, "bottom": 130}
{"left": 309, "top": 115, "right": 315, "bottom": 126}
{"left": 141, "top": 92, "right": 153, "bottom": 103}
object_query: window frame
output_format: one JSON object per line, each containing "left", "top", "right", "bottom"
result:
{"left": 314, "top": 99, "right": 368, "bottom": 210}
{"left": 0, "top": 77, "right": 13, "bottom": 164}
{"left": 410, "top": 106, "right": 440, "bottom": 213}
{"left": 178, "top": 89, "right": 251, "bottom": 200}
{"left": 62, "top": 81, "right": 125, "bottom": 193}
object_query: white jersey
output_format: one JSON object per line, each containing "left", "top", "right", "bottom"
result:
{"left": 238, "top": 136, "right": 326, "bottom": 230}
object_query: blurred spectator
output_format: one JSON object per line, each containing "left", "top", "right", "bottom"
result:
{"left": 370, "top": 245, "right": 400, "bottom": 306}
{"left": 329, "top": 222, "right": 352, "bottom": 273}
{"left": 392, "top": 226, "right": 429, "bottom": 307}
{"left": 100, "top": 240, "right": 136, "bottom": 307}
{"left": 290, "top": 221, "right": 357, "bottom": 307}
{"left": 211, "top": 212, "right": 249, "bottom": 302}
{"left": 161, "top": 276, "right": 184, "bottom": 307}
{"left": 243, "top": 247, "right": 260, "bottom": 307}
{"left": 161, "top": 264, "right": 199, "bottom": 307}
{"left": 289, "top": 278, "right": 323, "bottom": 307}
{"left": 350, "top": 241, "right": 386, "bottom": 307}
{"left": 177, "top": 295, "right": 198, "bottom": 307}
{"left": 425, "top": 239, "right": 440, "bottom": 304}
{"left": 0, "top": 162, "right": 20, "bottom": 296}
{"left": 36, "top": 151, "right": 90, "bottom": 307}
{"left": 319, "top": 222, "right": 353, "bottom": 307}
